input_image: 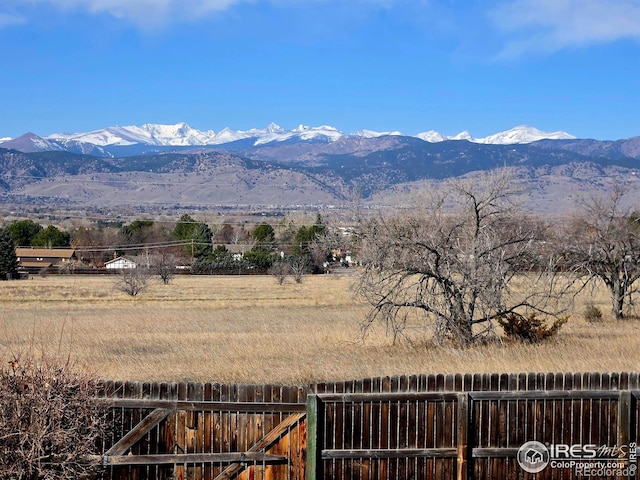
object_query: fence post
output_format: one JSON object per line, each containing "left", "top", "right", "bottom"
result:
{"left": 619, "top": 391, "right": 631, "bottom": 447}
{"left": 306, "top": 395, "right": 324, "bottom": 480}
{"left": 618, "top": 391, "right": 638, "bottom": 480}
{"left": 457, "top": 393, "right": 471, "bottom": 480}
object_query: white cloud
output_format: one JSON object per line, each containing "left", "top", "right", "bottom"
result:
{"left": 0, "top": 0, "right": 400, "bottom": 27}
{"left": 491, "top": 0, "right": 640, "bottom": 58}
{"left": 1, "top": 0, "right": 409, "bottom": 31}
{"left": 0, "top": 11, "right": 26, "bottom": 28}
{"left": 3, "top": 0, "right": 254, "bottom": 29}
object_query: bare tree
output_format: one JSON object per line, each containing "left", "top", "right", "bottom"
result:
{"left": 562, "top": 186, "right": 640, "bottom": 319}
{"left": 269, "top": 262, "right": 290, "bottom": 284}
{"left": 151, "top": 252, "right": 178, "bottom": 285}
{"left": 355, "top": 170, "right": 567, "bottom": 346}
{"left": 113, "top": 267, "right": 150, "bottom": 296}
{"left": 289, "top": 256, "right": 310, "bottom": 283}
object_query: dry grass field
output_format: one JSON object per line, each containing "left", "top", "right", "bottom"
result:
{"left": 0, "top": 273, "right": 638, "bottom": 385}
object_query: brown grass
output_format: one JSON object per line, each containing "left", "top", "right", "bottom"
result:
{"left": 0, "top": 274, "right": 637, "bottom": 385}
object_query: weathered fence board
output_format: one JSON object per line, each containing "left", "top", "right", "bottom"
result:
{"left": 99, "top": 382, "right": 307, "bottom": 480}
{"left": 98, "top": 373, "right": 639, "bottom": 480}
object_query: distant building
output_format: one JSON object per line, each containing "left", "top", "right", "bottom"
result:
{"left": 104, "top": 254, "right": 152, "bottom": 270}
{"left": 105, "top": 256, "right": 138, "bottom": 270}
{"left": 16, "top": 248, "right": 77, "bottom": 274}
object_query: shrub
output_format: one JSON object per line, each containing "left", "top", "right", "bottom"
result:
{"left": 0, "top": 353, "right": 109, "bottom": 479}
{"left": 583, "top": 303, "right": 603, "bottom": 322}
{"left": 113, "top": 267, "right": 150, "bottom": 296}
{"left": 497, "top": 313, "right": 568, "bottom": 344}
{"left": 269, "top": 262, "right": 290, "bottom": 284}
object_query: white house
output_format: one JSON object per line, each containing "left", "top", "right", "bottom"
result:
{"left": 105, "top": 256, "right": 138, "bottom": 270}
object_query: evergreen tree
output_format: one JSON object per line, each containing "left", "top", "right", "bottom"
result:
{"left": 7, "top": 219, "right": 42, "bottom": 247}
{"left": 173, "top": 214, "right": 213, "bottom": 260}
{"left": 252, "top": 222, "right": 275, "bottom": 244}
{"left": 31, "top": 225, "right": 71, "bottom": 248}
{"left": 293, "top": 214, "right": 327, "bottom": 256}
{"left": 0, "top": 228, "right": 19, "bottom": 280}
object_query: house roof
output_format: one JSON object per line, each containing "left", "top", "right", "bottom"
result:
{"left": 104, "top": 256, "right": 137, "bottom": 266}
{"left": 20, "top": 260, "right": 53, "bottom": 268}
{"left": 16, "top": 248, "right": 76, "bottom": 259}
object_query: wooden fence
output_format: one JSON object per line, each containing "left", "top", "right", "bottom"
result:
{"left": 98, "top": 372, "right": 639, "bottom": 480}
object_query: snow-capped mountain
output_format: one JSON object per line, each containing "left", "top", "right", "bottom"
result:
{"left": 0, "top": 132, "right": 112, "bottom": 156}
{"left": 0, "top": 123, "right": 577, "bottom": 154}
{"left": 415, "top": 130, "right": 448, "bottom": 142}
{"left": 353, "top": 129, "right": 404, "bottom": 139}
{"left": 415, "top": 125, "right": 575, "bottom": 144}
{"left": 0, "top": 132, "right": 66, "bottom": 153}
{"left": 47, "top": 122, "right": 219, "bottom": 147}
{"left": 42, "top": 122, "right": 574, "bottom": 147}
{"left": 475, "top": 125, "right": 575, "bottom": 144}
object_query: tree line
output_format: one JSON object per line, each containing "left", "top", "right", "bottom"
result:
{"left": 0, "top": 212, "right": 343, "bottom": 277}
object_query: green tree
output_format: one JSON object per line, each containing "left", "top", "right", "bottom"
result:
{"left": 252, "top": 222, "right": 275, "bottom": 244}
{"left": 7, "top": 219, "right": 42, "bottom": 247}
{"left": 293, "top": 214, "right": 326, "bottom": 256}
{"left": 0, "top": 228, "right": 19, "bottom": 280}
{"left": 120, "top": 219, "right": 154, "bottom": 240}
{"left": 211, "top": 244, "right": 232, "bottom": 260}
{"left": 173, "top": 214, "right": 212, "bottom": 260}
{"left": 31, "top": 225, "right": 71, "bottom": 248}
{"left": 243, "top": 245, "right": 276, "bottom": 270}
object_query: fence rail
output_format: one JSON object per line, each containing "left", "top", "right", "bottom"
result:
{"left": 98, "top": 372, "right": 639, "bottom": 480}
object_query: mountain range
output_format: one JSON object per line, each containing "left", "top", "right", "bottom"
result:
{"left": 0, "top": 122, "right": 639, "bottom": 215}
{"left": 0, "top": 123, "right": 576, "bottom": 157}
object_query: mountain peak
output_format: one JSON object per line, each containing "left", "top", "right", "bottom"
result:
{"left": 0, "top": 132, "right": 62, "bottom": 152}
{"left": 266, "top": 122, "right": 284, "bottom": 133}
{"left": 452, "top": 131, "right": 473, "bottom": 141}
{"left": 478, "top": 125, "right": 576, "bottom": 144}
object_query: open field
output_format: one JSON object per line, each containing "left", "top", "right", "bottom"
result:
{"left": 0, "top": 274, "right": 638, "bottom": 384}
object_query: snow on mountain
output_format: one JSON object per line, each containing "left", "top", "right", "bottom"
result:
{"left": 451, "top": 131, "right": 473, "bottom": 141}
{"left": 0, "top": 132, "right": 64, "bottom": 153}
{"left": 0, "top": 132, "right": 112, "bottom": 156}
{"left": 0, "top": 137, "right": 11, "bottom": 144}
{"left": 475, "top": 125, "right": 576, "bottom": 144}
{"left": 415, "top": 130, "right": 448, "bottom": 143}
{"left": 49, "top": 126, "right": 148, "bottom": 146}
{"left": 42, "top": 122, "right": 576, "bottom": 149}
{"left": 352, "top": 129, "right": 404, "bottom": 139}
{"left": 209, "top": 127, "right": 254, "bottom": 144}
{"left": 254, "top": 124, "right": 344, "bottom": 145}
{"left": 415, "top": 125, "right": 575, "bottom": 145}
{"left": 137, "top": 122, "right": 218, "bottom": 146}
{"left": 47, "top": 122, "right": 216, "bottom": 147}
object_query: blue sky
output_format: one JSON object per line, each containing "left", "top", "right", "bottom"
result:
{"left": 1, "top": 0, "right": 639, "bottom": 140}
